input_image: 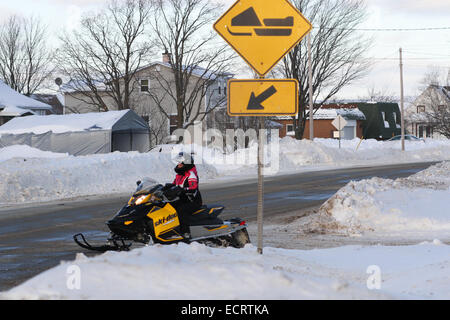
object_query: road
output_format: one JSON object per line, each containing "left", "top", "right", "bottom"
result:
{"left": 0, "top": 161, "right": 438, "bottom": 291}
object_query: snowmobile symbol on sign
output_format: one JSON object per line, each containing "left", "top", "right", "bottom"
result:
{"left": 228, "top": 7, "right": 294, "bottom": 37}
{"left": 214, "top": 0, "right": 312, "bottom": 76}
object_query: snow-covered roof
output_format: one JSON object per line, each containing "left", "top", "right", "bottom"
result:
{"left": 0, "top": 110, "right": 130, "bottom": 135}
{"left": 137, "top": 61, "right": 233, "bottom": 81}
{"left": 0, "top": 80, "right": 52, "bottom": 111}
{"left": 314, "top": 108, "right": 366, "bottom": 120}
{"left": 0, "top": 105, "right": 36, "bottom": 117}
{"left": 60, "top": 79, "right": 108, "bottom": 94}
{"left": 273, "top": 108, "right": 366, "bottom": 121}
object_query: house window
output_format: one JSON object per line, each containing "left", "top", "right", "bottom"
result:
{"left": 169, "top": 114, "right": 178, "bottom": 135}
{"left": 140, "top": 79, "right": 149, "bottom": 92}
{"left": 438, "top": 105, "right": 446, "bottom": 112}
{"left": 381, "top": 111, "right": 389, "bottom": 128}
{"left": 393, "top": 112, "right": 400, "bottom": 128}
{"left": 418, "top": 125, "right": 424, "bottom": 138}
{"left": 218, "top": 86, "right": 221, "bottom": 95}
{"left": 426, "top": 126, "right": 431, "bottom": 138}
{"left": 417, "top": 105, "right": 425, "bottom": 113}
{"left": 33, "top": 110, "right": 46, "bottom": 115}
{"left": 286, "top": 124, "right": 294, "bottom": 133}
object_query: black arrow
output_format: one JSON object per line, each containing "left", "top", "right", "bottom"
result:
{"left": 247, "top": 85, "right": 277, "bottom": 110}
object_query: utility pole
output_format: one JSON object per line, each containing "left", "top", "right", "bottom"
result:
{"left": 308, "top": 33, "right": 314, "bottom": 140}
{"left": 399, "top": 48, "right": 405, "bottom": 151}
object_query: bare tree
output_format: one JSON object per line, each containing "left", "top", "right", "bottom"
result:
{"left": 280, "top": 0, "right": 372, "bottom": 139}
{"left": 0, "top": 15, "right": 54, "bottom": 96}
{"left": 417, "top": 68, "right": 450, "bottom": 138}
{"left": 149, "top": 0, "right": 234, "bottom": 130}
{"left": 56, "top": 0, "right": 153, "bottom": 112}
{"left": 360, "top": 85, "right": 398, "bottom": 103}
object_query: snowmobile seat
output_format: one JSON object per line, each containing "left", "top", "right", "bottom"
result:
{"left": 189, "top": 216, "right": 223, "bottom": 226}
{"left": 192, "top": 204, "right": 225, "bottom": 218}
{"left": 191, "top": 205, "right": 224, "bottom": 219}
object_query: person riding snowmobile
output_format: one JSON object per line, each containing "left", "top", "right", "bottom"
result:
{"left": 164, "top": 151, "right": 202, "bottom": 238}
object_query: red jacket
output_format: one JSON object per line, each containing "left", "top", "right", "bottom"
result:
{"left": 173, "top": 166, "right": 199, "bottom": 190}
{"left": 173, "top": 166, "right": 202, "bottom": 205}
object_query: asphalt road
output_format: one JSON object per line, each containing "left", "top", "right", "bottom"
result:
{"left": 0, "top": 161, "right": 439, "bottom": 292}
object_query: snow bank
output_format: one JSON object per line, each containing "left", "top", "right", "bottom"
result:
{"left": 305, "top": 161, "right": 450, "bottom": 237}
{"left": 0, "top": 149, "right": 218, "bottom": 205}
{"left": 2, "top": 241, "right": 448, "bottom": 300}
{"left": 151, "top": 137, "right": 450, "bottom": 177}
{"left": 278, "top": 137, "right": 450, "bottom": 170}
{"left": 0, "top": 145, "right": 68, "bottom": 162}
{"left": 0, "top": 137, "right": 449, "bottom": 206}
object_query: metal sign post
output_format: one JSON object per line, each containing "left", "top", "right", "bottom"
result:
{"left": 332, "top": 115, "right": 347, "bottom": 149}
{"left": 257, "top": 117, "right": 265, "bottom": 254}
{"left": 214, "top": 0, "right": 312, "bottom": 255}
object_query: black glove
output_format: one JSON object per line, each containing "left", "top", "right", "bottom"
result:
{"left": 162, "top": 183, "right": 175, "bottom": 191}
{"left": 165, "top": 186, "right": 183, "bottom": 199}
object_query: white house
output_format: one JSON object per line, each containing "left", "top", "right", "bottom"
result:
{"left": 407, "top": 85, "right": 450, "bottom": 139}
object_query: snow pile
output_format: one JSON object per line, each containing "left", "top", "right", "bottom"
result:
{"left": 152, "top": 137, "right": 450, "bottom": 177}
{"left": 0, "top": 136, "right": 449, "bottom": 206}
{"left": 0, "top": 145, "right": 68, "bottom": 162}
{"left": 304, "top": 161, "right": 450, "bottom": 237}
{"left": 278, "top": 137, "right": 450, "bottom": 170}
{"left": 2, "top": 241, "right": 449, "bottom": 300}
{"left": 0, "top": 150, "right": 218, "bottom": 205}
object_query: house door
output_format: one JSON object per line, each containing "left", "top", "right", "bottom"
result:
{"left": 342, "top": 126, "right": 356, "bottom": 140}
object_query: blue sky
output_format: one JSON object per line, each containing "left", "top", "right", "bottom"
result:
{"left": 1, "top": 0, "right": 449, "bottom": 99}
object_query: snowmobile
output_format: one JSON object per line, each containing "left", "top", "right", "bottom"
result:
{"left": 73, "top": 178, "right": 250, "bottom": 252}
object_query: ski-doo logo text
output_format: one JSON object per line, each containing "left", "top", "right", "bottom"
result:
{"left": 155, "top": 213, "right": 178, "bottom": 227}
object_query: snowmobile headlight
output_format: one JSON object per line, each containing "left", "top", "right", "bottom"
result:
{"left": 135, "top": 194, "right": 149, "bottom": 205}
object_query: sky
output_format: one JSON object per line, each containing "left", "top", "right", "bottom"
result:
{"left": 0, "top": 0, "right": 449, "bottom": 101}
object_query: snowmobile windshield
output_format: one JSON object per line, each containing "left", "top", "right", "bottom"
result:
{"left": 134, "top": 178, "right": 161, "bottom": 195}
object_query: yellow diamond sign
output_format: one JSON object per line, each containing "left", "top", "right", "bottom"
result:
{"left": 228, "top": 79, "right": 298, "bottom": 116}
{"left": 214, "top": 0, "right": 312, "bottom": 77}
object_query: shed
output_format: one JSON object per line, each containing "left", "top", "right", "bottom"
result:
{"left": 0, "top": 109, "right": 150, "bottom": 155}
{"left": 356, "top": 102, "right": 401, "bottom": 140}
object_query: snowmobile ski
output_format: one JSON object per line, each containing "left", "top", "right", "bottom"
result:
{"left": 73, "top": 233, "right": 132, "bottom": 252}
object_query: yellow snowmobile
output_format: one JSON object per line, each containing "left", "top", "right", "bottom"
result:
{"left": 74, "top": 178, "right": 250, "bottom": 252}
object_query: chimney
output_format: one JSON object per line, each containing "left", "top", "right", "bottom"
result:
{"left": 162, "top": 51, "right": 171, "bottom": 64}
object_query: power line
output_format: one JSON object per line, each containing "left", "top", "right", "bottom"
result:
{"left": 317, "top": 26, "right": 450, "bottom": 32}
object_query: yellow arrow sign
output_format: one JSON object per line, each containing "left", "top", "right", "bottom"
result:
{"left": 214, "top": 0, "right": 312, "bottom": 77}
{"left": 228, "top": 79, "right": 298, "bottom": 116}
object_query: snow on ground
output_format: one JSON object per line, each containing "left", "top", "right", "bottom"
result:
{"left": 1, "top": 140, "right": 449, "bottom": 300}
{"left": 1, "top": 241, "right": 448, "bottom": 300}
{"left": 0, "top": 146, "right": 218, "bottom": 205}
{"left": 0, "top": 137, "right": 449, "bottom": 206}
{"left": 283, "top": 161, "right": 450, "bottom": 239}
